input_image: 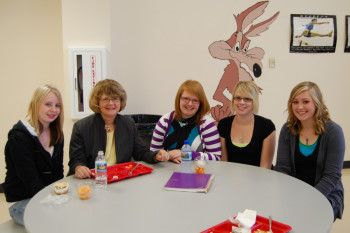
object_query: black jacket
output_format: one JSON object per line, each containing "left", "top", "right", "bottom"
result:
{"left": 3, "top": 121, "right": 64, "bottom": 202}
{"left": 68, "top": 114, "right": 157, "bottom": 175}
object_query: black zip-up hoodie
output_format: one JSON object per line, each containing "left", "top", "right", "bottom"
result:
{"left": 2, "top": 120, "right": 64, "bottom": 202}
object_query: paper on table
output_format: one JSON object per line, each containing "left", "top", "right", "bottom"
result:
{"left": 236, "top": 209, "right": 257, "bottom": 228}
{"left": 39, "top": 194, "right": 70, "bottom": 205}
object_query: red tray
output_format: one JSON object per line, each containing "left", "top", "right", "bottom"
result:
{"left": 90, "top": 162, "right": 153, "bottom": 183}
{"left": 201, "top": 215, "right": 292, "bottom": 233}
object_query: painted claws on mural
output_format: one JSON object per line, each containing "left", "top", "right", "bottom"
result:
{"left": 211, "top": 104, "right": 233, "bottom": 123}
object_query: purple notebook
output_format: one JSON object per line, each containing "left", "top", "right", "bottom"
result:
{"left": 163, "top": 172, "right": 214, "bottom": 193}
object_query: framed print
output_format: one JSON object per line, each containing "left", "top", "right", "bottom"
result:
{"left": 345, "top": 16, "right": 350, "bottom": 52}
{"left": 290, "top": 14, "right": 337, "bottom": 53}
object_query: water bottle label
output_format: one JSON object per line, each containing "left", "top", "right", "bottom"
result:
{"left": 181, "top": 152, "right": 192, "bottom": 161}
{"left": 96, "top": 162, "right": 107, "bottom": 173}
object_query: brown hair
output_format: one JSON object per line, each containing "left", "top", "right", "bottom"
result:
{"left": 287, "top": 81, "right": 331, "bottom": 135}
{"left": 26, "top": 85, "right": 64, "bottom": 145}
{"left": 174, "top": 80, "right": 210, "bottom": 125}
{"left": 89, "top": 79, "right": 127, "bottom": 113}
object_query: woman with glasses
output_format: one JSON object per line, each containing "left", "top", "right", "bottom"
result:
{"left": 150, "top": 80, "right": 221, "bottom": 163}
{"left": 218, "top": 81, "right": 276, "bottom": 168}
{"left": 275, "top": 81, "right": 344, "bottom": 220}
{"left": 3, "top": 85, "right": 64, "bottom": 225}
{"left": 68, "top": 79, "right": 168, "bottom": 178}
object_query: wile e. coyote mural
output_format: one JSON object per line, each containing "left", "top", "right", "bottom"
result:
{"left": 209, "top": 1, "right": 279, "bottom": 122}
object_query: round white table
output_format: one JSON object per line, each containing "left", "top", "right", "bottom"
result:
{"left": 24, "top": 161, "right": 334, "bottom": 233}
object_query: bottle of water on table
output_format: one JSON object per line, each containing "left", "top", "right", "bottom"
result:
{"left": 95, "top": 150, "right": 107, "bottom": 189}
{"left": 181, "top": 140, "right": 192, "bottom": 173}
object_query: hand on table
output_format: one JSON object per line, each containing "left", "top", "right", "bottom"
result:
{"left": 155, "top": 149, "right": 170, "bottom": 162}
{"left": 168, "top": 149, "right": 181, "bottom": 164}
{"left": 75, "top": 165, "right": 91, "bottom": 179}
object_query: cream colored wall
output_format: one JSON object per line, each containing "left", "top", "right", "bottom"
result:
{"left": 61, "top": 0, "right": 111, "bottom": 174}
{"left": 0, "top": 0, "right": 64, "bottom": 183}
{"left": 0, "top": 0, "right": 111, "bottom": 183}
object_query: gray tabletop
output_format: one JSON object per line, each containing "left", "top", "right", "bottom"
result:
{"left": 24, "top": 161, "right": 334, "bottom": 233}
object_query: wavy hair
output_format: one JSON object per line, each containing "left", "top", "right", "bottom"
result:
{"left": 287, "top": 81, "right": 331, "bottom": 135}
{"left": 89, "top": 79, "right": 127, "bottom": 113}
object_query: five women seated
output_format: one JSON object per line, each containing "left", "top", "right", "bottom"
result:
{"left": 1, "top": 79, "right": 345, "bottom": 225}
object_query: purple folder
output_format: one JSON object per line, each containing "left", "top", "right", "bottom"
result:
{"left": 163, "top": 172, "right": 214, "bottom": 193}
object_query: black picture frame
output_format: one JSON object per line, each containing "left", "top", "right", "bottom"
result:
{"left": 290, "top": 14, "right": 337, "bottom": 53}
{"left": 345, "top": 16, "right": 350, "bottom": 52}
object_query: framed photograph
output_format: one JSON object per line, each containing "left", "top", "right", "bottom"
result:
{"left": 345, "top": 16, "right": 350, "bottom": 52}
{"left": 290, "top": 14, "right": 337, "bottom": 53}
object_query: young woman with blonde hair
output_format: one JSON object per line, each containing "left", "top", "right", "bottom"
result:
{"left": 3, "top": 85, "right": 64, "bottom": 225}
{"left": 218, "top": 81, "right": 276, "bottom": 168}
{"left": 275, "top": 81, "right": 345, "bottom": 220}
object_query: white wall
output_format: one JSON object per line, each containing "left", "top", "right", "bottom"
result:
{"left": 109, "top": 0, "right": 350, "bottom": 161}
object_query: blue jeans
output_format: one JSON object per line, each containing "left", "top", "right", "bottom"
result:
{"left": 9, "top": 198, "right": 31, "bottom": 226}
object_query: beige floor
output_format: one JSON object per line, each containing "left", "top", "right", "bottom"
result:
{"left": 0, "top": 169, "right": 349, "bottom": 232}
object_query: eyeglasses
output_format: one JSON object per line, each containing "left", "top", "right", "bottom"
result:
{"left": 233, "top": 96, "right": 253, "bottom": 103}
{"left": 180, "top": 97, "right": 200, "bottom": 105}
{"left": 100, "top": 97, "right": 120, "bottom": 103}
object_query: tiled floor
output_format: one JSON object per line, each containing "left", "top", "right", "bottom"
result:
{"left": 0, "top": 169, "right": 349, "bottom": 232}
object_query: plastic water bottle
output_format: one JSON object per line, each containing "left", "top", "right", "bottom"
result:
{"left": 181, "top": 140, "right": 193, "bottom": 173}
{"left": 95, "top": 150, "right": 107, "bottom": 189}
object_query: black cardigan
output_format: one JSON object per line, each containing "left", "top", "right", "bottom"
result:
{"left": 68, "top": 114, "right": 157, "bottom": 175}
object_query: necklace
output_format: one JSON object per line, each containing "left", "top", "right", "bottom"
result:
{"left": 179, "top": 122, "right": 188, "bottom": 127}
{"left": 105, "top": 124, "right": 113, "bottom": 132}
{"left": 306, "top": 138, "right": 309, "bottom": 145}
{"left": 239, "top": 136, "right": 243, "bottom": 142}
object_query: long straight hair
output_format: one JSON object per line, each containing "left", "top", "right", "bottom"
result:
{"left": 26, "top": 85, "right": 64, "bottom": 145}
{"left": 174, "top": 80, "right": 210, "bottom": 125}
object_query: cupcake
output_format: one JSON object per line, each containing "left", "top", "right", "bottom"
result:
{"left": 53, "top": 182, "right": 69, "bottom": 195}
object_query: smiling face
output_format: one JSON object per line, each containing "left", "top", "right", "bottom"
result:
{"left": 98, "top": 93, "right": 121, "bottom": 119}
{"left": 232, "top": 90, "right": 254, "bottom": 116}
{"left": 291, "top": 90, "right": 316, "bottom": 124}
{"left": 179, "top": 90, "right": 200, "bottom": 119}
{"left": 38, "top": 92, "right": 61, "bottom": 127}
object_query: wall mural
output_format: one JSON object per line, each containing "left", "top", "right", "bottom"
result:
{"left": 208, "top": 1, "right": 279, "bottom": 123}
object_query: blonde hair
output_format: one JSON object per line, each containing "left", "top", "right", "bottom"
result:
{"left": 174, "top": 80, "right": 210, "bottom": 125}
{"left": 287, "top": 81, "right": 331, "bottom": 135}
{"left": 89, "top": 79, "right": 127, "bottom": 113}
{"left": 26, "top": 85, "right": 64, "bottom": 145}
{"left": 231, "top": 81, "right": 260, "bottom": 114}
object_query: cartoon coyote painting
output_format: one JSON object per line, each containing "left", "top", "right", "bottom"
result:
{"left": 209, "top": 1, "right": 279, "bottom": 122}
